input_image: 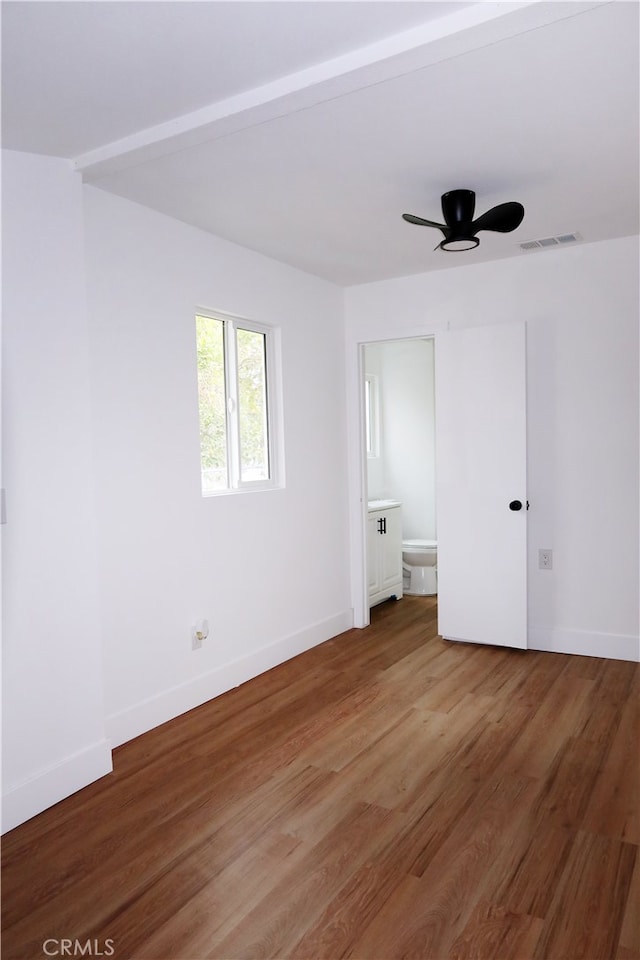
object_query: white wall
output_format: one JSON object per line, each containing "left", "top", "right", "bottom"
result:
{"left": 2, "top": 154, "right": 351, "bottom": 830}
{"left": 346, "top": 237, "right": 639, "bottom": 660}
{"left": 2, "top": 151, "right": 112, "bottom": 832}
{"left": 364, "top": 339, "right": 436, "bottom": 540}
{"left": 83, "top": 187, "right": 351, "bottom": 745}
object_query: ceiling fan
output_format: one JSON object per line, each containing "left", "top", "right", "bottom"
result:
{"left": 403, "top": 189, "right": 525, "bottom": 252}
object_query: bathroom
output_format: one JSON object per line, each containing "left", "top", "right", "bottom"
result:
{"left": 364, "top": 337, "right": 437, "bottom": 598}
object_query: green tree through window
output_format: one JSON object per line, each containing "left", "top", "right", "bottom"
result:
{"left": 196, "top": 315, "right": 228, "bottom": 491}
{"left": 237, "top": 327, "right": 269, "bottom": 482}
{"left": 196, "top": 313, "right": 273, "bottom": 494}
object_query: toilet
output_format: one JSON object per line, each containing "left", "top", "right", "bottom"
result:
{"left": 402, "top": 539, "right": 438, "bottom": 596}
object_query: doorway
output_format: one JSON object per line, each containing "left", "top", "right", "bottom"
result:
{"left": 362, "top": 337, "right": 436, "bottom": 607}
{"left": 353, "top": 322, "right": 528, "bottom": 649}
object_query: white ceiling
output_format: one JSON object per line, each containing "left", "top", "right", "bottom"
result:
{"left": 2, "top": 1, "right": 638, "bottom": 286}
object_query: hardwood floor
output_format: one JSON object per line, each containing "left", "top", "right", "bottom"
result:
{"left": 2, "top": 597, "right": 638, "bottom": 959}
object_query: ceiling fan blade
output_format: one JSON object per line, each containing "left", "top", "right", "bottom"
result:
{"left": 402, "top": 213, "right": 446, "bottom": 231}
{"left": 472, "top": 202, "right": 525, "bottom": 234}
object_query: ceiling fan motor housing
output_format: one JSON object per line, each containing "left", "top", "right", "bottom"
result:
{"left": 440, "top": 189, "right": 478, "bottom": 249}
{"left": 442, "top": 189, "right": 476, "bottom": 226}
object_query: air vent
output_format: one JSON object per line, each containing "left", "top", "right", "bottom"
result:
{"left": 519, "top": 232, "right": 582, "bottom": 251}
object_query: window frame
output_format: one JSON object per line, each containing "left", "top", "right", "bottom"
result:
{"left": 364, "top": 374, "right": 380, "bottom": 459}
{"left": 196, "top": 308, "right": 283, "bottom": 496}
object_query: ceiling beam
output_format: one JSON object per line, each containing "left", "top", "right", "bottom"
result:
{"left": 76, "top": 1, "right": 608, "bottom": 183}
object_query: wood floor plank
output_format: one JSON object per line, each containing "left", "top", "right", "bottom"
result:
{"left": 486, "top": 818, "right": 574, "bottom": 919}
{"left": 581, "top": 693, "right": 639, "bottom": 843}
{"left": 499, "top": 674, "right": 596, "bottom": 781}
{"left": 2, "top": 762, "right": 333, "bottom": 955}
{"left": 288, "top": 726, "right": 520, "bottom": 956}
{"left": 533, "top": 831, "right": 637, "bottom": 960}
{"left": 617, "top": 947, "right": 639, "bottom": 959}
{"left": 2, "top": 596, "right": 637, "bottom": 960}
{"left": 412, "top": 646, "right": 510, "bottom": 714}
{"left": 447, "top": 900, "right": 544, "bottom": 960}
{"left": 349, "top": 772, "right": 539, "bottom": 959}
{"left": 339, "top": 707, "right": 462, "bottom": 810}
{"left": 482, "top": 648, "right": 570, "bottom": 712}
{"left": 379, "top": 627, "right": 448, "bottom": 684}
{"left": 618, "top": 848, "right": 640, "bottom": 956}
{"left": 288, "top": 856, "right": 408, "bottom": 959}
{"left": 400, "top": 723, "right": 531, "bottom": 877}
{"left": 290, "top": 683, "right": 413, "bottom": 774}
{"left": 206, "top": 801, "right": 402, "bottom": 960}
{"left": 2, "top": 663, "right": 356, "bottom": 928}
{"left": 529, "top": 735, "right": 614, "bottom": 832}
{"left": 591, "top": 657, "right": 638, "bottom": 704}
{"left": 103, "top": 831, "right": 306, "bottom": 959}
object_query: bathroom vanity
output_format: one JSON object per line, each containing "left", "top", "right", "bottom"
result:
{"left": 367, "top": 500, "right": 403, "bottom": 607}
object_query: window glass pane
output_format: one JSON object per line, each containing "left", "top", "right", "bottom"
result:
{"left": 365, "top": 375, "right": 378, "bottom": 458}
{"left": 196, "top": 315, "right": 228, "bottom": 493}
{"left": 237, "top": 327, "right": 269, "bottom": 482}
{"left": 365, "top": 378, "right": 372, "bottom": 455}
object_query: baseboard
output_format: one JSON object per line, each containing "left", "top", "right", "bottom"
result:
{"left": 1, "top": 738, "right": 113, "bottom": 834}
{"left": 107, "top": 609, "right": 354, "bottom": 748}
{"left": 528, "top": 627, "right": 639, "bottom": 662}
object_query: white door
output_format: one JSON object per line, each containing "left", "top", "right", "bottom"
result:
{"left": 435, "top": 322, "right": 527, "bottom": 648}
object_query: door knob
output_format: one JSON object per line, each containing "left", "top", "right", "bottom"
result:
{"left": 509, "top": 500, "right": 523, "bottom": 511}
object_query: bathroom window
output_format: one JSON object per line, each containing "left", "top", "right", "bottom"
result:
{"left": 365, "top": 375, "right": 380, "bottom": 458}
{"left": 195, "top": 311, "right": 282, "bottom": 495}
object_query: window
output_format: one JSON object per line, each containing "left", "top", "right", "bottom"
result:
{"left": 196, "top": 311, "right": 280, "bottom": 495}
{"left": 364, "top": 374, "right": 379, "bottom": 458}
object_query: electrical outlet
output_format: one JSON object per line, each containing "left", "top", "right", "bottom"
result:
{"left": 539, "top": 549, "right": 553, "bottom": 570}
{"left": 191, "top": 619, "right": 209, "bottom": 650}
